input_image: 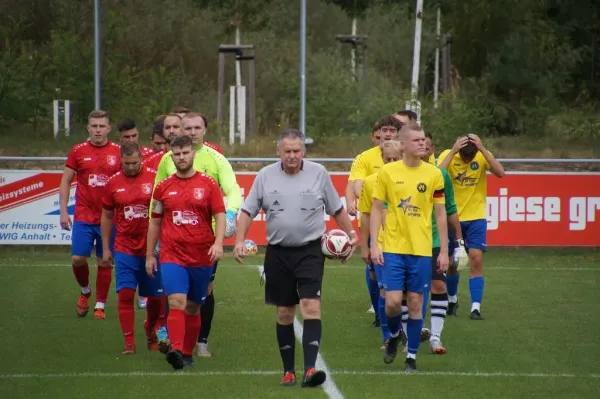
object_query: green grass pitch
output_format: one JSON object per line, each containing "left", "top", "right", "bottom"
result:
{"left": 0, "top": 247, "right": 599, "bottom": 399}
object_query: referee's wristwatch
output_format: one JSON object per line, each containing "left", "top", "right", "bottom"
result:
{"left": 455, "top": 238, "right": 465, "bottom": 247}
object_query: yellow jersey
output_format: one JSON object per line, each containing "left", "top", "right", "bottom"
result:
{"left": 348, "top": 146, "right": 383, "bottom": 182}
{"left": 437, "top": 150, "right": 490, "bottom": 221}
{"left": 357, "top": 172, "right": 384, "bottom": 247}
{"left": 428, "top": 153, "right": 436, "bottom": 165}
{"left": 373, "top": 161, "right": 445, "bottom": 256}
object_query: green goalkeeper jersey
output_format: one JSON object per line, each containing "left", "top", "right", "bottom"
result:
{"left": 432, "top": 166, "right": 457, "bottom": 249}
{"left": 151, "top": 144, "right": 242, "bottom": 216}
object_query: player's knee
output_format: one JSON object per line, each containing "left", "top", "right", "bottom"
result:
{"left": 72, "top": 256, "right": 87, "bottom": 266}
{"left": 385, "top": 292, "right": 402, "bottom": 310}
{"left": 276, "top": 306, "right": 295, "bottom": 324}
{"left": 406, "top": 293, "right": 423, "bottom": 315}
{"left": 168, "top": 294, "right": 186, "bottom": 310}
{"left": 469, "top": 250, "right": 484, "bottom": 272}
{"left": 185, "top": 300, "right": 200, "bottom": 315}
{"left": 299, "top": 298, "right": 321, "bottom": 319}
{"left": 431, "top": 280, "right": 446, "bottom": 294}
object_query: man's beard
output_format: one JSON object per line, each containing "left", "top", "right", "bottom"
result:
{"left": 176, "top": 162, "right": 194, "bottom": 173}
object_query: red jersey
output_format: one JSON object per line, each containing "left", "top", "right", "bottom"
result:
{"left": 65, "top": 141, "right": 121, "bottom": 224}
{"left": 151, "top": 172, "right": 225, "bottom": 267}
{"left": 102, "top": 167, "right": 157, "bottom": 256}
{"left": 204, "top": 141, "right": 223, "bottom": 155}
{"left": 141, "top": 146, "right": 154, "bottom": 157}
{"left": 143, "top": 150, "right": 166, "bottom": 170}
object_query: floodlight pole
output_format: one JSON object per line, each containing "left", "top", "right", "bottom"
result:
{"left": 433, "top": 5, "right": 441, "bottom": 109}
{"left": 299, "top": 0, "right": 307, "bottom": 135}
{"left": 410, "top": 0, "right": 424, "bottom": 99}
{"left": 94, "top": 0, "right": 102, "bottom": 110}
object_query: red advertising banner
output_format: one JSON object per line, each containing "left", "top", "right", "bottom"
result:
{"left": 223, "top": 172, "right": 600, "bottom": 247}
{"left": 1, "top": 170, "right": 599, "bottom": 246}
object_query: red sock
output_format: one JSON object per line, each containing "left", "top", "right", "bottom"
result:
{"left": 118, "top": 288, "right": 136, "bottom": 345}
{"left": 167, "top": 309, "right": 186, "bottom": 352}
{"left": 183, "top": 312, "right": 201, "bottom": 356}
{"left": 95, "top": 266, "right": 113, "bottom": 304}
{"left": 146, "top": 297, "right": 162, "bottom": 332}
{"left": 157, "top": 295, "right": 167, "bottom": 328}
{"left": 72, "top": 263, "right": 89, "bottom": 288}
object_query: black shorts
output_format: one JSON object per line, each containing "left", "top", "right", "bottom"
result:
{"left": 431, "top": 247, "right": 446, "bottom": 282}
{"left": 210, "top": 262, "right": 218, "bottom": 283}
{"left": 263, "top": 239, "right": 325, "bottom": 307}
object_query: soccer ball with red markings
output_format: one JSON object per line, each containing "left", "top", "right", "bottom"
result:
{"left": 321, "top": 229, "right": 352, "bottom": 260}
{"left": 244, "top": 240, "right": 258, "bottom": 256}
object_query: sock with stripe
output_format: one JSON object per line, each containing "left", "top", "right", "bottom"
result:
{"left": 117, "top": 288, "right": 135, "bottom": 345}
{"left": 302, "top": 319, "right": 322, "bottom": 371}
{"left": 430, "top": 293, "right": 448, "bottom": 341}
{"left": 276, "top": 323, "right": 296, "bottom": 373}
{"left": 401, "top": 299, "right": 409, "bottom": 333}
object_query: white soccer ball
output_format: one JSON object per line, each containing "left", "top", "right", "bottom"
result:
{"left": 321, "top": 229, "right": 352, "bottom": 259}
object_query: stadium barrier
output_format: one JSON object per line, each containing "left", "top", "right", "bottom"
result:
{"left": 1, "top": 166, "right": 599, "bottom": 246}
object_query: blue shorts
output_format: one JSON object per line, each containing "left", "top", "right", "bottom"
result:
{"left": 115, "top": 252, "right": 163, "bottom": 297}
{"left": 449, "top": 219, "right": 487, "bottom": 252}
{"left": 71, "top": 222, "right": 116, "bottom": 257}
{"left": 160, "top": 263, "right": 214, "bottom": 305}
{"left": 382, "top": 253, "right": 431, "bottom": 293}
{"left": 374, "top": 265, "right": 384, "bottom": 289}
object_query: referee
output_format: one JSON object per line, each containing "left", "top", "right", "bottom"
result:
{"left": 234, "top": 129, "right": 358, "bottom": 388}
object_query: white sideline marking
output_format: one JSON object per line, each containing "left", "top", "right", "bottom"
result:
{"left": 0, "top": 263, "right": 599, "bottom": 272}
{"left": 1, "top": 370, "right": 598, "bottom": 379}
{"left": 256, "top": 265, "right": 344, "bottom": 399}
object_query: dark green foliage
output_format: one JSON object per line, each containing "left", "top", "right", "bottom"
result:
{"left": 0, "top": 0, "right": 598, "bottom": 144}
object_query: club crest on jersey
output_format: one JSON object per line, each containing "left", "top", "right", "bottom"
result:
{"left": 470, "top": 161, "right": 480, "bottom": 171}
{"left": 194, "top": 188, "right": 204, "bottom": 200}
{"left": 107, "top": 155, "right": 117, "bottom": 165}
{"left": 417, "top": 182, "right": 427, "bottom": 193}
{"left": 141, "top": 183, "right": 152, "bottom": 195}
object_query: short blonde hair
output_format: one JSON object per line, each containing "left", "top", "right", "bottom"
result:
{"left": 88, "top": 109, "right": 109, "bottom": 123}
{"left": 381, "top": 139, "right": 403, "bottom": 155}
{"left": 182, "top": 112, "right": 208, "bottom": 127}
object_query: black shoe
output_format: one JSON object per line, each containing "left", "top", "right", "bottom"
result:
{"left": 373, "top": 316, "right": 381, "bottom": 328}
{"left": 301, "top": 369, "right": 326, "bottom": 388}
{"left": 182, "top": 354, "right": 195, "bottom": 367}
{"left": 383, "top": 334, "right": 400, "bottom": 364}
{"left": 404, "top": 358, "right": 418, "bottom": 373}
{"left": 447, "top": 301, "right": 459, "bottom": 316}
{"left": 470, "top": 309, "right": 485, "bottom": 320}
{"left": 166, "top": 349, "right": 184, "bottom": 370}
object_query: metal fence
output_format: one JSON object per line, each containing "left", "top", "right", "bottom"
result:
{"left": 0, "top": 156, "right": 599, "bottom": 164}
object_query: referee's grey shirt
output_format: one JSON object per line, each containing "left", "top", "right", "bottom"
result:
{"left": 241, "top": 160, "right": 344, "bottom": 247}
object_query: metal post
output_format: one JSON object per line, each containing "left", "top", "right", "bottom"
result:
{"left": 53, "top": 100, "right": 60, "bottom": 138}
{"left": 351, "top": 17, "right": 357, "bottom": 77}
{"left": 248, "top": 58, "right": 256, "bottom": 135}
{"left": 410, "top": 0, "right": 424, "bottom": 99}
{"left": 299, "top": 0, "right": 307, "bottom": 135}
{"left": 229, "top": 87, "right": 236, "bottom": 145}
{"left": 64, "top": 100, "right": 71, "bottom": 136}
{"left": 433, "top": 5, "right": 441, "bottom": 109}
{"left": 94, "top": 0, "right": 101, "bottom": 110}
{"left": 217, "top": 53, "right": 225, "bottom": 136}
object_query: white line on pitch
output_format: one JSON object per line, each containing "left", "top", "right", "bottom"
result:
{"left": 0, "top": 370, "right": 598, "bottom": 379}
{"left": 256, "top": 265, "right": 344, "bottom": 399}
{"left": 0, "top": 263, "right": 599, "bottom": 272}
